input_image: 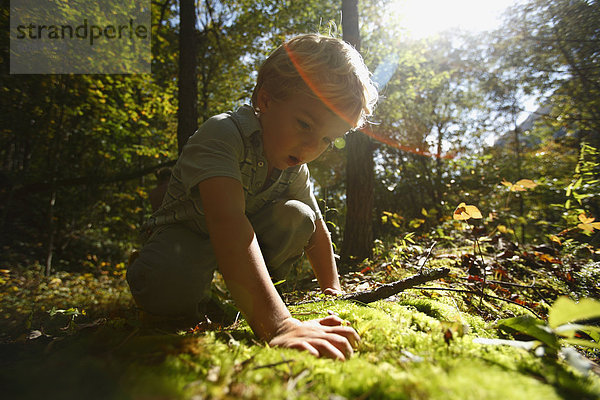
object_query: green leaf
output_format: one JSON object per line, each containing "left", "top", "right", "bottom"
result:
{"left": 548, "top": 297, "right": 600, "bottom": 329}
{"left": 497, "top": 315, "right": 559, "bottom": 350}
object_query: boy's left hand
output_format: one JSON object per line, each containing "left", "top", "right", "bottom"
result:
{"left": 268, "top": 315, "right": 360, "bottom": 360}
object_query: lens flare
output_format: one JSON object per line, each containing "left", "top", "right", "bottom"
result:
{"left": 284, "top": 43, "right": 453, "bottom": 159}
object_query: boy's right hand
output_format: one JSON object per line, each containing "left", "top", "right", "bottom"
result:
{"left": 268, "top": 315, "right": 360, "bottom": 360}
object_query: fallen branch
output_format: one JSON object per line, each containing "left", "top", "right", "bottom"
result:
{"left": 293, "top": 267, "right": 450, "bottom": 305}
{"left": 343, "top": 267, "right": 450, "bottom": 304}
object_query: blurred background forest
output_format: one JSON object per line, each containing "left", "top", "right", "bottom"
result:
{"left": 1, "top": 0, "right": 599, "bottom": 277}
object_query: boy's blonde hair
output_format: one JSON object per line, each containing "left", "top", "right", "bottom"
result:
{"left": 251, "top": 34, "right": 378, "bottom": 129}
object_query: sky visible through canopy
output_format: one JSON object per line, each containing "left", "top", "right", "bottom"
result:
{"left": 393, "top": 0, "right": 519, "bottom": 38}
{"left": 374, "top": 0, "right": 535, "bottom": 150}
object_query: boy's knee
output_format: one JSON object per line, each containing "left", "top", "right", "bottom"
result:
{"left": 273, "top": 200, "right": 316, "bottom": 241}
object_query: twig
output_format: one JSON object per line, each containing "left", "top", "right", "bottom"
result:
{"left": 418, "top": 241, "right": 437, "bottom": 273}
{"left": 411, "top": 286, "right": 543, "bottom": 319}
{"left": 470, "top": 226, "right": 487, "bottom": 308}
{"left": 457, "top": 276, "right": 538, "bottom": 289}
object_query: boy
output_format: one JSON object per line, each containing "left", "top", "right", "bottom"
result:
{"left": 127, "top": 34, "right": 378, "bottom": 360}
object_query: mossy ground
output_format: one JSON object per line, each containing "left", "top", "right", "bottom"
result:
{"left": 1, "top": 245, "right": 599, "bottom": 399}
{"left": 2, "top": 292, "right": 599, "bottom": 399}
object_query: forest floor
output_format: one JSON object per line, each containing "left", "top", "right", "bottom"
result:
{"left": 1, "top": 234, "right": 600, "bottom": 400}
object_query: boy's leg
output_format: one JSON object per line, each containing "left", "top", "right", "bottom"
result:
{"left": 126, "top": 224, "right": 217, "bottom": 321}
{"left": 249, "top": 199, "right": 317, "bottom": 280}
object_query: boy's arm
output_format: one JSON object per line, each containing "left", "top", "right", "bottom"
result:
{"left": 198, "top": 177, "right": 359, "bottom": 359}
{"left": 305, "top": 219, "right": 343, "bottom": 295}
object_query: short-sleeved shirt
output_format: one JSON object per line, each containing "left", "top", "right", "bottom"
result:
{"left": 143, "top": 105, "right": 322, "bottom": 238}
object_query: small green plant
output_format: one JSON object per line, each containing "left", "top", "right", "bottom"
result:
{"left": 381, "top": 210, "right": 404, "bottom": 228}
{"left": 565, "top": 142, "right": 599, "bottom": 211}
{"left": 500, "top": 178, "right": 538, "bottom": 244}
{"left": 452, "top": 202, "right": 484, "bottom": 255}
{"left": 551, "top": 142, "right": 600, "bottom": 245}
{"left": 453, "top": 202, "right": 488, "bottom": 304}
{"left": 476, "top": 297, "right": 600, "bottom": 375}
{"left": 41, "top": 307, "right": 89, "bottom": 335}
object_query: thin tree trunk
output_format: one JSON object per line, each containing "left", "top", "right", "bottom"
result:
{"left": 177, "top": 0, "right": 199, "bottom": 154}
{"left": 512, "top": 98, "right": 525, "bottom": 244}
{"left": 45, "top": 188, "right": 56, "bottom": 276}
{"left": 45, "top": 81, "right": 66, "bottom": 276}
{"left": 341, "top": 0, "right": 374, "bottom": 264}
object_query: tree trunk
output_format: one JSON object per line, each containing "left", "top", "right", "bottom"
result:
{"left": 177, "top": 0, "right": 199, "bottom": 154}
{"left": 45, "top": 188, "right": 56, "bottom": 276}
{"left": 512, "top": 98, "right": 525, "bottom": 244}
{"left": 341, "top": 0, "right": 374, "bottom": 264}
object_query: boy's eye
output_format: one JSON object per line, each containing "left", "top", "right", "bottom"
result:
{"left": 297, "top": 119, "right": 310, "bottom": 130}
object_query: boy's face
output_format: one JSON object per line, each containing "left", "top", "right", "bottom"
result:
{"left": 257, "top": 88, "right": 352, "bottom": 171}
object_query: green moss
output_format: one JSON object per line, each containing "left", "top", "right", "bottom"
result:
{"left": 3, "top": 296, "right": 600, "bottom": 399}
{"left": 144, "top": 300, "right": 600, "bottom": 399}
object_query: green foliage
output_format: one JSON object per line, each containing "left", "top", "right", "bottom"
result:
{"left": 491, "top": 297, "right": 600, "bottom": 378}
{"left": 0, "top": 0, "right": 342, "bottom": 272}
{"left": 565, "top": 142, "right": 600, "bottom": 213}
{"left": 496, "top": 0, "right": 600, "bottom": 137}
{"left": 0, "top": 71, "right": 177, "bottom": 270}
{"left": 3, "top": 0, "right": 598, "bottom": 273}
{"left": 0, "top": 263, "right": 132, "bottom": 340}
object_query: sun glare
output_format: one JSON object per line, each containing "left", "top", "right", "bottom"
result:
{"left": 389, "top": 0, "right": 519, "bottom": 38}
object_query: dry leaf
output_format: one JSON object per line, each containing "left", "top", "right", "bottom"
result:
{"left": 516, "top": 179, "right": 537, "bottom": 189}
{"left": 501, "top": 179, "right": 537, "bottom": 192}
{"left": 453, "top": 202, "right": 483, "bottom": 220}
{"left": 577, "top": 213, "right": 600, "bottom": 233}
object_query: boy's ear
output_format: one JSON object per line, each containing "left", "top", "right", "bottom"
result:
{"left": 256, "top": 87, "right": 272, "bottom": 111}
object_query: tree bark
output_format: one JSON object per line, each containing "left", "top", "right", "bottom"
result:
{"left": 177, "top": 0, "right": 199, "bottom": 154}
{"left": 341, "top": 0, "right": 374, "bottom": 264}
